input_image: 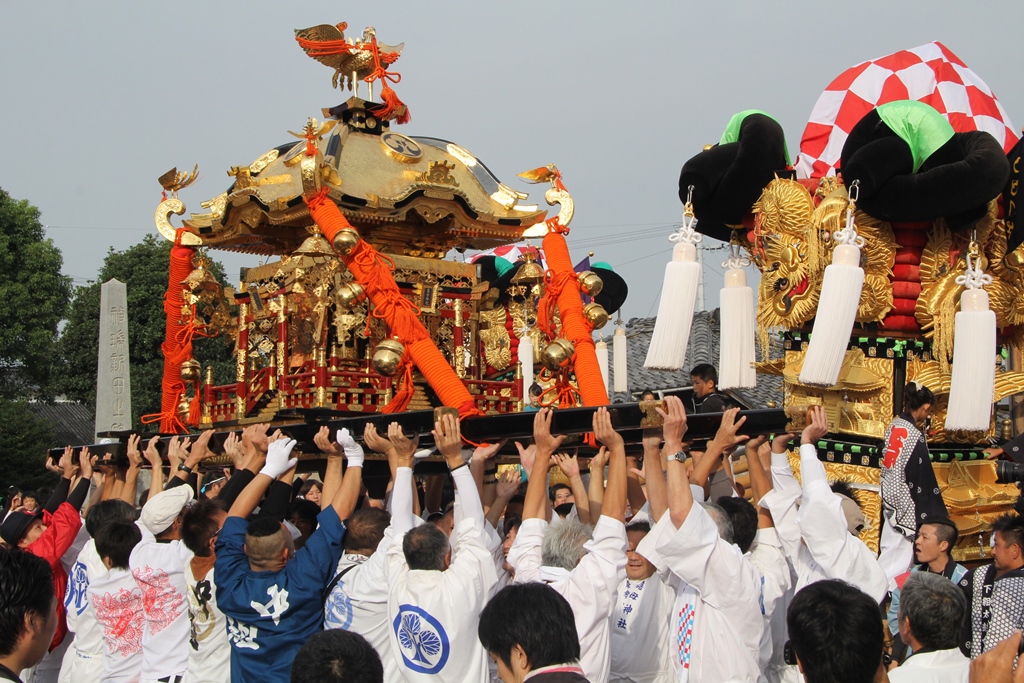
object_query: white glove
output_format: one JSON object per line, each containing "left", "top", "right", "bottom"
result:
{"left": 260, "top": 438, "right": 298, "bottom": 479}
{"left": 336, "top": 428, "right": 364, "bottom": 468}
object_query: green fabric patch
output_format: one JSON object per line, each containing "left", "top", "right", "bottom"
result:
{"left": 876, "top": 100, "right": 955, "bottom": 173}
{"left": 719, "top": 110, "right": 792, "bottom": 166}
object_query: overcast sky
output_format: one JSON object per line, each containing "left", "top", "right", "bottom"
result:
{"left": 3, "top": 1, "right": 1023, "bottom": 322}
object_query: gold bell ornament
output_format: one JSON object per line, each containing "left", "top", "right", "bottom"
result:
{"left": 372, "top": 338, "right": 405, "bottom": 376}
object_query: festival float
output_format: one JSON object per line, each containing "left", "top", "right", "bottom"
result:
{"left": 135, "top": 22, "right": 788, "bottom": 470}
{"left": 649, "top": 41, "right": 1024, "bottom": 561}
{"left": 55, "top": 27, "right": 1024, "bottom": 562}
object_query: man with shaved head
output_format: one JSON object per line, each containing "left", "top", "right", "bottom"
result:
{"left": 214, "top": 432, "right": 364, "bottom": 683}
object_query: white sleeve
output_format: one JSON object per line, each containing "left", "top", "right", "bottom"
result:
{"left": 570, "top": 516, "right": 627, "bottom": 617}
{"left": 759, "top": 484, "right": 802, "bottom": 565}
{"left": 796, "top": 446, "right": 888, "bottom": 602}
{"left": 452, "top": 466, "right": 484, "bottom": 524}
{"left": 770, "top": 450, "right": 801, "bottom": 497}
{"left": 446, "top": 518, "right": 499, "bottom": 612}
{"left": 749, "top": 528, "right": 792, "bottom": 620}
{"left": 654, "top": 504, "right": 755, "bottom": 610}
{"left": 690, "top": 484, "right": 707, "bottom": 503}
{"left": 391, "top": 467, "right": 416, "bottom": 535}
{"left": 507, "top": 518, "right": 547, "bottom": 584}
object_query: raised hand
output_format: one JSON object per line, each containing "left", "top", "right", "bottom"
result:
{"left": 495, "top": 468, "right": 520, "bottom": 500}
{"left": 592, "top": 407, "right": 624, "bottom": 450}
{"left": 709, "top": 407, "right": 749, "bottom": 452}
{"left": 801, "top": 406, "right": 829, "bottom": 445}
{"left": 336, "top": 428, "right": 364, "bottom": 466}
{"left": 363, "top": 423, "right": 395, "bottom": 456}
{"left": 515, "top": 441, "right": 536, "bottom": 473}
{"left": 223, "top": 431, "right": 243, "bottom": 468}
{"left": 590, "top": 446, "right": 611, "bottom": 474}
{"left": 432, "top": 413, "right": 463, "bottom": 466}
{"left": 655, "top": 396, "right": 688, "bottom": 447}
{"left": 126, "top": 434, "right": 144, "bottom": 470}
{"left": 144, "top": 436, "right": 162, "bottom": 468}
{"left": 472, "top": 440, "right": 506, "bottom": 463}
{"left": 61, "top": 446, "right": 77, "bottom": 478}
{"left": 260, "top": 438, "right": 298, "bottom": 480}
{"left": 248, "top": 423, "right": 271, "bottom": 454}
{"left": 533, "top": 408, "right": 566, "bottom": 455}
{"left": 388, "top": 422, "right": 421, "bottom": 465}
{"left": 314, "top": 425, "right": 341, "bottom": 457}
{"left": 79, "top": 447, "right": 94, "bottom": 480}
{"left": 771, "top": 432, "right": 795, "bottom": 454}
{"left": 554, "top": 452, "right": 581, "bottom": 479}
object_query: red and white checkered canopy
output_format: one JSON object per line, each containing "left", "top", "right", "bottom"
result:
{"left": 468, "top": 244, "right": 543, "bottom": 266}
{"left": 795, "top": 41, "right": 1019, "bottom": 179}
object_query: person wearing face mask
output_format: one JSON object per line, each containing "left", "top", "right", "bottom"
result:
{"left": 879, "top": 382, "right": 948, "bottom": 589}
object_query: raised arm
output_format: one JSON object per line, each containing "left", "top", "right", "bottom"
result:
{"left": 315, "top": 426, "right": 345, "bottom": 511}
{"left": 524, "top": 409, "right": 565, "bottom": 520}
{"left": 227, "top": 438, "right": 297, "bottom": 519}
{"left": 485, "top": 469, "right": 520, "bottom": 529}
{"left": 587, "top": 447, "right": 610, "bottom": 521}
{"left": 387, "top": 422, "right": 418, "bottom": 534}
{"left": 330, "top": 430, "right": 364, "bottom": 521}
{"left": 120, "top": 434, "right": 143, "bottom": 506}
{"left": 554, "top": 452, "right": 590, "bottom": 524}
{"left": 658, "top": 397, "right": 695, "bottom": 529}
{"left": 642, "top": 428, "right": 669, "bottom": 522}
{"left": 143, "top": 436, "right": 164, "bottom": 497}
{"left": 689, "top": 407, "right": 748, "bottom": 488}
{"left": 471, "top": 440, "right": 504, "bottom": 510}
{"left": 434, "top": 413, "right": 486, "bottom": 523}
{"left": 592, "top": 407, "right": 627, "bottom": 523}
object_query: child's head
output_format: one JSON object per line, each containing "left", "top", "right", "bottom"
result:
{"left": 95, "top": 520, "right": 142, "bottom": 570}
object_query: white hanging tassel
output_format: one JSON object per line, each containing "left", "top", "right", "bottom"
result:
{"left": 596, "top": 338, "right": 610, "bottom": 401}
{"left": 518, "top": 328, "right": 534, "bottom": 395}
{"left": 799, "top": 182, "right": 865, "bottom": 387}
{"left": 645, "top": 191, "right": 702, "bottom": 370}
{"left": 946, "top": 245, "right": 996, "bottom": 431}
{"left": 719, "top": 243, "right": 756, "bottom": 390}
{"left": 614, "top": 323, "right": 628, "bottom": 394}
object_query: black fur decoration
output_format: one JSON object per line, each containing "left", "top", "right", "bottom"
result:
{"left": 678, "top": 113, "right": 789, "bottom": 242}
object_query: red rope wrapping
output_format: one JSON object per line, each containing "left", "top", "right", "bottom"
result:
{"left": 143, "top": 234, "right": 198, "bottom": 433}
{"left": 539, "top": 228, "right": 608, "bottom": 407}
{"left": 306, "top": 192, "right": 481, "bottom": 418}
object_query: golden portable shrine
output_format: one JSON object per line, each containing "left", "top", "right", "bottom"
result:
{"left": 147, "top": 21, "right": 663, "bottom": 443}
{"left": 62, "top": 28, "right": 1024, "bottom": 565}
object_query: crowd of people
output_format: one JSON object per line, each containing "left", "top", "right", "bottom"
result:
{"left": 2, "top": 369, "right": 1024, "bottom": 682}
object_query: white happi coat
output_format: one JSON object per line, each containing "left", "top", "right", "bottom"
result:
{"left": 385, "top": 466, "right": 498, "bottom": 683}
{"left": 638, "top": 506, "right": 764, "bottom": 683}
{"left": 509, "top": 515, "right": 628, "bottom": 683}
{"left": 760, "top": 445, "right": 888, "bottom": 604}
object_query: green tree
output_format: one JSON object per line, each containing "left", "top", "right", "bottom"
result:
{"left": 55, "top": 234, "right": 235, "bottom": 429}
{"left": 0, "top": 187, "right": 72, "bottom": 398}
{"left": 0, "top": 400, "right": 59, "bottom": 493}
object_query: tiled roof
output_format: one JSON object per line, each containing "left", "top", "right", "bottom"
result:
{"left": 601, "top": 309, "right": 785, "bottom": 408}
{"left": 28, "top": 401, "right": 96, "bottom": 446}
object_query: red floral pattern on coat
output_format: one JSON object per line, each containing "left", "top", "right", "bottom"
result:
{"left": 93, "top": 588, "right": 145, "bottom": 657}
{"left": 132, "top": 565, "right": 185, "bottom": 635}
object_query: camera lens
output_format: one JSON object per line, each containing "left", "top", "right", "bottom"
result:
{"left": 996, "top": 460, "right": 1024, "bottom": 484}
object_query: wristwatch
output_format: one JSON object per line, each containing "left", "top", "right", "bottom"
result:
{"left": 177, "top": 463, "right": 194, "bottom": 474}
{"left": 666, "top": 450, "right": 687, "bottom": 463}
